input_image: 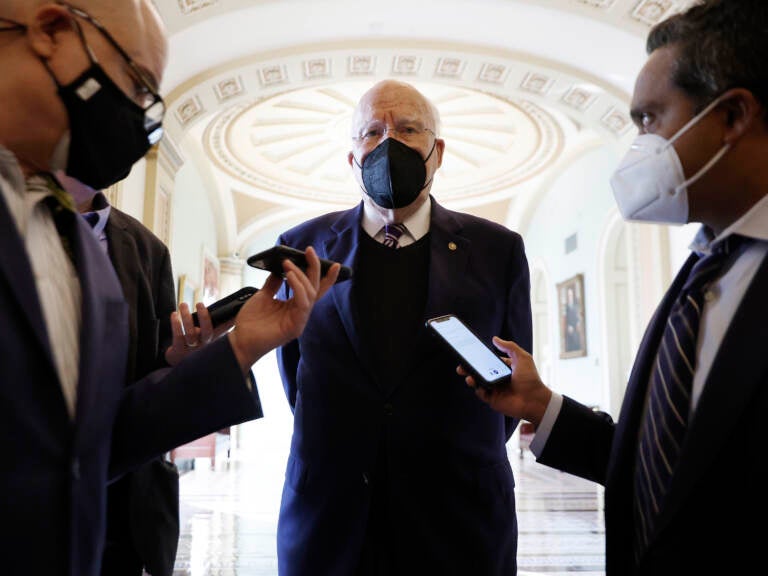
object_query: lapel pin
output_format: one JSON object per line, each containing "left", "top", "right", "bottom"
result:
{"left": 448, "top": 242, "right": 457, "bottom": 251}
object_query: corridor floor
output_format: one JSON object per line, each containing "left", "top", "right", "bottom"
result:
{"left": 171, "top": 430, "right": 605, "bottom": 576}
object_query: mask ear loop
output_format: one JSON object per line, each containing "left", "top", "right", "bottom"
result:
{"left": 664, "top": 93, "right": 731, "bottom": 194}
{"left": 664, "top": 93, "right": 727, "bottom": 149}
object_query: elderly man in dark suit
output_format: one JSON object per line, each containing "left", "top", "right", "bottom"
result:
{"left": 466, "top": 1, "right": 768, "bottom": 575}
{"left": 275, "top": 79, "right": 533, "bottom": 575}
{"left": 0, "top": 2, "right": 338, "bottom": 575}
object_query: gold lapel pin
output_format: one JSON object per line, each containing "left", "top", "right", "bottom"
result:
{"left": 448, "top": 242, "right": 457, "bottom": 251}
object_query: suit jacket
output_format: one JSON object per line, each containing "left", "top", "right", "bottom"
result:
{"left": 276, "top": 198, "right": 533, "bottom": 575}
{"left": 538, "top": 251, "right": 768, "bottom": 575}
{"left": 102, "top": 206, "right": 180, "bottom": 576}
{"left": 0, "top": 183, "right": 263, "bottom": 576}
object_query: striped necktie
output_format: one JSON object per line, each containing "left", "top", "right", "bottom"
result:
{"left": 382, "top": 223, "right": 407, "bottom": 249}
{"left": 633, "top": 235, "right": 745, "bottom": 556}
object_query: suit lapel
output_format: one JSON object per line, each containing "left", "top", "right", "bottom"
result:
{"left": 423, "top": 200, "right": 470, "bottom": 323}
{"left": 325, "top": 205, "right": 367, "bottom": 366}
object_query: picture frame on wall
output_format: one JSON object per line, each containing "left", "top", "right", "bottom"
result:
{"left": 177, "top": 274, "right": 198, "bottom": 307}
{"left": 557, "top": 273, "right": 587, "bottom": 359}
{"left": 201, "top": 247, "right": 220, "bottom": 306}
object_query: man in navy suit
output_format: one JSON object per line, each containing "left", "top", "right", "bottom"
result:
{"left": 0, "top": 2, "right": 338, "bottom": 575}
{"left": 466, "top": 1, "right": 768, "bottom": 575}
{"left": 276, "top": 79, "right": 532, "bottom": 575}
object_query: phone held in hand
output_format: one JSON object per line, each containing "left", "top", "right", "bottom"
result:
{"left": 246, "top": 245, "right": 353, "bottom": 283}
{"left": 426, "top": 314, "right": 512, "bottom": 390}
{"left": 192, "top": 286, "right": 259, "bottom": 327}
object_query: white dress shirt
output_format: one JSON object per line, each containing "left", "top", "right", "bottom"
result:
{"left": 532, "top": 195, "right": 768, "bottom": 455}
{"left": 361, "top": 197, "right": 432, "bottom": 245}
{"left": 0, "top": 148, "right": 81, "bottom": 418}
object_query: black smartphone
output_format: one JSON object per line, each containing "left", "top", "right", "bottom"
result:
{"left": 246, "top": 245, "right": 353, "bottom": 283}
{"left": 426, "top": 314, "right": 512, "bottom": 390}
{"left": 192, "top": 286, "right": 259, "bottom": 327}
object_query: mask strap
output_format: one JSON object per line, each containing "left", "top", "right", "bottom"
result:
{"left": 675, "top": 142, "right": 731, "bottom": 194}
{"left": 666, "top": 93, "right": 726, "bottom": 148}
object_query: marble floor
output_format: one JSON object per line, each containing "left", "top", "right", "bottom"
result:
{"left": 171, "top": 429, "right": 605, "bottom": 576}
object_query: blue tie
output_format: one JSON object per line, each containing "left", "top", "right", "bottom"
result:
{"left": 633, "top": 236, "right": 745, "bottom": 555}
{"left": 382, "top": 223, "right": 407, "bottom": 249}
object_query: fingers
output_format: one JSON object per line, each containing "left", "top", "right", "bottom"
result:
{"left": 195, "top": 302, "right": 214, "bottom": 343}
{"left": 492, "top": 336, "right": 519, "bottom": 355}
{"left": 169, "top": 310, "right": 186, "bottom": 349}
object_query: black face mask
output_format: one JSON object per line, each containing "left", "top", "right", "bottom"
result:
{"left": 53, "top": 63, "right": 161, "bottom": 190}
{"left": 355, "top": 137, "right": 436, "bottom": 209}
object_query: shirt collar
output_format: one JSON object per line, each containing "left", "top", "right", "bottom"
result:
{"left": 690, "top": 194, "right": 768, "bottom": 255}
{"left": 361, "top": 196, "right": 432, "bottom": 241}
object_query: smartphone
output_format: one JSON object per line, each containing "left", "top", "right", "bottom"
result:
{"left": 426, "top": 314, "right": 512, "bottom": 390}
{"left": 246, "top": 245, "right": 353, "bottom": 283}
{"left": 192, "top": 286, "right": 259, "bottom": 327}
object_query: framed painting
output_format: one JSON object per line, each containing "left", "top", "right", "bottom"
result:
{"left": 201, "top": 248, "right": 220, "bottom": 306}
{"left": 177, "top": 274, "right": 198, "bottom": 307}
{"left": 557, "top": 273, "right": 586, "bottom": 358}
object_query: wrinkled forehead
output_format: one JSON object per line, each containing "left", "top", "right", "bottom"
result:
{"left": 353, "top": 83, "right": 434, "bottom": 130}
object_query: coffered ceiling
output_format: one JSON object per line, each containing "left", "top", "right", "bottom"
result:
{"left": 150, "top": 0, "right": 695, "bottom": 255}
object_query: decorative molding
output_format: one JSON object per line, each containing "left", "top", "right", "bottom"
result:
{"left": 258, "top": 65, "right": 288, "bottom": 86}
{"left": 174, "top": 94, "right": 204, "bottom": 126}
{"left": 392, "top": 55, "right": 421, "bottom": 75}
{"left": 177, "top": 0, "right": 218, "bottom": 15}
{"left": 601, "top": 106, "right": 632, "bottom": 135}
{"left": 214, "top": 76, "right": 244, "bottom": 102}
{"left": 631, "top": 0, "right": 674, "bottom": 26}
{"left": 435, "top": 57, "right": 465, "bottom": 79}
{"left": 478, "top": 62, "right": 509, "bottom": 84}
{"left": 562, "top": 86, "right": 597, "bottom": 111}
{"left": 158, "top": 135, "right": 185, "bottom": 177}
{"left": 348, "top": 55, "right": 376, "bottom": 76}
{"left": 303, "top": 58, "right": 332, "bottom": 79}
{"left": 520, "top": 72, "right": 554, "bottom": 95}
{"left": 575, "top": 0, "right": 616, "bottom": 8}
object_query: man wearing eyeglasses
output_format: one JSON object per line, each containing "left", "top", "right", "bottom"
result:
{"left": 275, "top": 80, "right": 533, "bottom": 575}
{"left": 0, "top": 2, "right": 339, "bottom": 576}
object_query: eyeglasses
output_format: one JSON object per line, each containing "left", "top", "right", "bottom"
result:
{"left": 56, "top": 1, "right": 165, "bottom": 144}
{"left": 353, "top": 123, "right": 436, "bottom": 147}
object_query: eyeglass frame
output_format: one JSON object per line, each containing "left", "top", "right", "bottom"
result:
{"left": 55, "top": 1, "right": 165, "bottom": 136}
{"left": 352, "top": 122, "right": 437, "bottom": 148}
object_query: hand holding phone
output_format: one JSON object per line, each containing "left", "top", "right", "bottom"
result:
{"left": 426, "top": 314, "right": 512, "bottom": 390}
{"left": 192, "top": 286, "right": 259, "bottom": 327}
{"left": 247, "top": 245, "right": 353, "bottom": 283}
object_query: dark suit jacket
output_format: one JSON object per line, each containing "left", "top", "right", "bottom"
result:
{"left": 537, "top": 251, "right": 768, "bottom": 575}
{"left": 102, "top": 206, "right": 179, "bottom": 576}
{"left": 275, "top": 198, "right": 533, "bottom": 575}
{"left": 0, "top": 190, "right": 263, "bottom": 576}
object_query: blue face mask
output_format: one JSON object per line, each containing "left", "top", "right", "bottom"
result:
{"left": 354, "top": 138, "right": 436, "bottom": 209}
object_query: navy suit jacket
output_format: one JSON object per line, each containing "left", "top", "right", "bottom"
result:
{"left": 276, "top": 198, "right": 532, "bottom": 575}
{"left": 538, "top": 250, "right": 768, "bottom": 575}
{"left": 0, "top": 191, "right": 263, "bottom": 576}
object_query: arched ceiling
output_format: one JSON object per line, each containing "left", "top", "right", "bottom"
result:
{"left": 151, "top": 0, "right": 695, "bottom": 255}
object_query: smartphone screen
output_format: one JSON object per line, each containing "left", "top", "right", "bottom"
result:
{"left": 427, "top": 314, "right": 512, "bottom": 388}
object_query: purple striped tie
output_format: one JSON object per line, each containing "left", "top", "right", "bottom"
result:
{"left": 382, "top": 223, "right": 407, "bottom": 249}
